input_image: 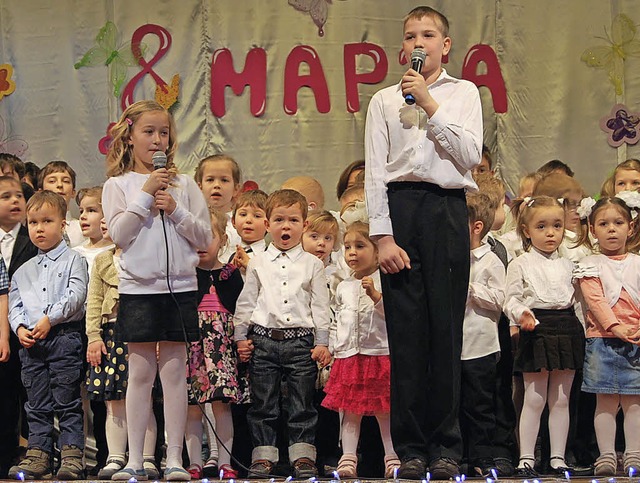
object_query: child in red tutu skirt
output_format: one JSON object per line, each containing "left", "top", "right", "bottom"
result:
{"left": 322, "top": 215, "right": 400, "bottom": 479}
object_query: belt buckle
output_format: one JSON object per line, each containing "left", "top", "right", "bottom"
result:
{"left": 270, "top": 328, "right": 285, "bottom": 341}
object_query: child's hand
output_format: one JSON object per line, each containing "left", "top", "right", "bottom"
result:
{"left": 401, "top": 68, "right": 436, "bottom": 113}
{"left": 627, "top": 326, "right": 640, "bottom": 345}
{"left": 17, "top": 326, "right": 36, "bottom": 349}
{"left": 154, "top": 190, "right": 177, "bottom": 215}
{"left": 610, "top": 324, "right": 633, "bottom": 343}
{"left": 311, "top": 345, "right": 331, "bottom": 367}
{"left": 142, "top": 168, "right": 170, "bottom": 195}
{"left": 518, "top": 312, "right": 536, "bottom": 332}
{"left": 377, "top": 236, "right": 411, "bottom": 274}
{"left": 237, "top": 339, "right": 254, "bottom": 362}
{"left": 31, "top": 315, "right": 51, "bottom": 340}
{"left": 232, "top": 246, "right": 250, "bottom": 271}
{"left": 362, "top": 276, "right": 382, "bottom": 304}
{"left": 87, "top": 340, "right": 107, "bottom": 367}
{"left": 0, "top": 337, "right": 10, "bottom": 362}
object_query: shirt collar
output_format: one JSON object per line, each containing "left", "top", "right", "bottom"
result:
{"left": 531, "top": 246, "right": 559, "bottom": 260}
{"left": 471, "top": 243, "right": 492, "bottom": 260}
{"left": 0, "top": 222, "right": 20, "bottom": 240}
{"left": 266, "top": 242, "right": 304, "bottom": 261}
{"left": 37, "top": 240, "right": 67, "bottom": 263}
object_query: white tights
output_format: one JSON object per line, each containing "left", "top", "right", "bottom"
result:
{"left": 594, "top": 393, "right": 640, "bottom": 456}
{"left": 104, "top": 399, "right": 157, "bottom": 467}
{"left": 125, "top": 342, "right": 188, "bottom": 470}
{"left": 340, "top": 412, "right": 396, "bottom": 458}
{"left": 517, "top": 369, "right": 574, "bottom": 469}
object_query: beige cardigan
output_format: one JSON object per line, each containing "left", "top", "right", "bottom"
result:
{"left": 86, "top": 248, "right": 119, "bottom": 344}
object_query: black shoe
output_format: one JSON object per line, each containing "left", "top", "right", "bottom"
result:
{"left": 548, "top": 457, "right": 574, "bottom": 477}
{"left": 493, "top": 457, "right": 515, "bottom": 477}
{"left": 429, "top": 457, "right": 460, "bottom": 480}
{"left": 515, "top": 462, "right": 538, "bottom": 478}
{"left": 397, "top": 458, "right": 427, "bottom": 480}
{"left": 472, "top": 458, "right": 498, "bottom": 478}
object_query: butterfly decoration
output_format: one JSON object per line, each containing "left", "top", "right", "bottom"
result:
{"left": 74, "top": 21, "right": 146, "bottom": 97}
{"left": 288, "top": 0, "right": 346, "bottom": 37}
{"left": 0, "top": 115, "right": 28, "bottom": 157}
{"left": 98, "top": 122, "right": 116, "bottom": 155}
{"left": 155, "top": 73, "right": 180, "bottom": 111}
{"left": 0, "top": 64, "right": 16, "bottom": 101}
{"left": 581, "top": 13, "right": 640, "bottom": 96}
{"left": 600, "top": 103, "right": 640, "bottom": 147}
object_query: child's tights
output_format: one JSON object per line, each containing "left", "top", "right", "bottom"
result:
{"left": 594, "top": 394, "right": 640, "bottom": 457}
{"left": 518, "top": 369, "right": 574, "bottom": 468}
{"left": 341, "top": 412, "right": 395, "bottom": 457}
{"left": 185, "top": 401, "right": 233, "bottom": 468}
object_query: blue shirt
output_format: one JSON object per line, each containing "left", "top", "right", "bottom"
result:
{"left": 9, "top": 241, "right": 88, "bottom": 333}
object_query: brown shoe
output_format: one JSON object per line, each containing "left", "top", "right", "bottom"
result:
{"left": 293, "top": 457, "right": 318, "bottom": 479}
{"left": 8, "top": 448, "right": 52, "bottom": 480}
{"left": 56, "top": 445, "right": 85, "bottom": 480}
{"left": 248, "top": 459, "right": 274, "bottom": 479}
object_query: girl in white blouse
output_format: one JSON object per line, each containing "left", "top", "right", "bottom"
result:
{"left": 504, "top": 196, "right": 585, "bottom": 478}
{"left": 322, "top": 220, "right": 399, "bottom": 479}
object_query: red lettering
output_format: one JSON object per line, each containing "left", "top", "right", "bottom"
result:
{"left": 461, "top": 44, "right": 507, "bottom": 113}
{"left": 344, "top": 43, "right": 388, "bottom": 113}
{"left": 211, "top": 48, "right": 267, "bottom": 117}
{"left": 283, "top": 45, "right": 330, "bottom": 115}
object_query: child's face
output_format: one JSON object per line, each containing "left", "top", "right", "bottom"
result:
{"left": 590, "top": 206, "right": 631, "bottom": 256}
{"left": 472, "top": 156, "right": 493, "bottom": 177}
{"left": 344, "top": 231, "right": 378, "bottom": 278}
{"left": 128, "top": 111, "right": 170, "bottom": 173}
{"left": 302, "top": 228, "right": 336, "bottom": 263}
{"left": 402, "top": 15, "right": 451, "bottom": 80}
{"left": 614, "top": 169, "right": 640, "bottom": 194}
{"left": 41, "top": 170, "right": 75, "bottom": 205}
{"left": 266, "top": 204, "right": 307, "bottom": 251}
{"left": 233, "top": 204, "right": 267, "bottom": 244}
{"left": 523, "top": 206, "right": 565, "bottom": 254}
{"left": 198, "top": 160, "right": 241, "bottom": 212}
{"left": 79, "top": 196, "right": 104, "bottom": 242}
{"left": 563, "top": 193, "right": 582, "bottom": 232}
{"left": 197, "top": 228, "right": 225, "bottom": 269}
{"left": 492, "top": 203, "right": 507, "bottom": 231}
{"left": 27, "top": 203, "right": 65, "bottom": 252}
{"left": 0, "top": 180, "right": 25, "bottom": 229}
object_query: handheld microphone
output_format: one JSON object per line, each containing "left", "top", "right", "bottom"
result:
{"left": 152, "top": 151, "right": 168, "bottom": 217}
{"left": 404, "top": 48, "right": 426, "bottom": 105}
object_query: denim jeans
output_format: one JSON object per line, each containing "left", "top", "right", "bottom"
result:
{"left": 19, "top": 327, "right": 84, "bottom": 453}
{"left": 248, "top": 333, "right": 318, "bottom": 463}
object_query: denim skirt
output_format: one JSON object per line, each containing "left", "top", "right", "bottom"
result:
{"left": 582, "top": 337, "right": 640, "bottom": 394}
{"left": 117, "top": 291, "right": 199, "bottom": 343}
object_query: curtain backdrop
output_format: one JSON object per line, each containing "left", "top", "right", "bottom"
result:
{"left": 0, "top": 0, "right": 638, "bottom": 208}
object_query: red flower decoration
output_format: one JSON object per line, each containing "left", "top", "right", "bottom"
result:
{"left": 99, "top": 122, "right": 116, "bottom": 155}
{"left": 243, "top": 180, "right": 259, "bottom": 192}
{"left": 0, "top": 64, "right": 16, "bottom": 101}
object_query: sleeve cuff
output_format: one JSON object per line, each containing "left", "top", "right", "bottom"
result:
{"left": 167, "top": 205, "right": 188, "bottom": 224}
{"left": 235, "top": 324, "right": 249, "bottom": 341}
{"left": 369, "top": 218, "right": 394, "bottom": 237}
{"left": 315, "top": 329, "right": 329, "bottom": 346}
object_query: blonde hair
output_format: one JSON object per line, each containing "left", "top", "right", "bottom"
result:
{"left": 75, "top": 186, "right": 103, "bottom": 207}
{"left": 265, "top": 189, "right": 308, "bottom": 220}
{"left": 233, "top": 189, "right": 267, "bottom": 218}
{"left": 194, "top": 154, "right": 241, "bottom": 186}
{"left": 518, "top": 172, "right": 542, "bottom": 197}
{"left": 474, "top": 173, "right": 506, "bottom": 211}
{"left": 281, "top": 176, "right": 325, "bottom": 210}
{"left": 600, "top": 158, "right": 640, "bottom": 197}
{"left": 305, "top": 211, "right": 340, "bottom": 248}
{"left": 27, "top": 190, "right": 67, "bottom": 219}
{"left": 106, "top": 100, "right": 178, "bottom": 178}
{"left": 514, "top": 195, "right": 564, "bottom": 252}
{"left": 403, "top": 6, "right": 449, "bottom": 36}
{"left": 466, "top": 192, "right": 495, "bottom": 239}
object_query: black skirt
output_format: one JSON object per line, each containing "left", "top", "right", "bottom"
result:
{"left": 117, "top": 291, "right": 199, "bottom": 343}
{"left": 513, "top": 308, "right": 585, "bottom": 373}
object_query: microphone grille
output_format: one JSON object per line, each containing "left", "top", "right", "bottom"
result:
{"left": 152, "top": 151, "right": 167, "bottom": 170}
{"left": 411, "top": 48, "right": 427, "bottom": 62}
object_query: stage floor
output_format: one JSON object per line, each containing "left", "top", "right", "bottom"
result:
{"left": 0, "top": 479, "right": 607, "bottom": 483}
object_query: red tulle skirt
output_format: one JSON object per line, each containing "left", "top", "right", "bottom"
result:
{"left": 322, "top": 354, "right": 391, "bottom": 415}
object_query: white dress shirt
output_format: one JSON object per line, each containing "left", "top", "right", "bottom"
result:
{"left": 463, "top": 244, "right": 505, "bottom": 360}
{"left": 221, "top": 213, "right": 243, "bottom": 264}
{"left": 364, "top": 69, "right": 483, "bottom": 236}
{"left": 65, "top": 213, "right": 86, "bottom": 248}
{"left": 0, "top": 222, "right": 21, "bottom": 270}
{"left": 504, "top": 248, "right": 575, "bottom": 326}
{"left": 234, "top": 243, "right": 330, "bottom": 345}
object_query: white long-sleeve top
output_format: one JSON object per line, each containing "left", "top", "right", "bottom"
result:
{"left": 503, "top": 248, "right": 575, "bottom": 326}
{"left": 102, "top": 171, "right": 212, "bottom": 294}
{"left": 463, "top": 244, "right": 505, "bottom": 360}
{"left": 331, "top": 269, "right": 388, "bottom": 358}
{"left": 364, "top": 69, "right": 483, "bottom": 236}
{"left": 234, "top": 243, "right": 330, "bottom": 346}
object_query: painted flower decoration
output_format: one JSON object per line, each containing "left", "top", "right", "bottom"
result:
{"left": 0, "top": 64, "right": 16, "bottom": 101}
{"left": 616, "top": 190, "right": 640, "bottom": 218}
{"left": 577, "top": 197, "right": 596, "bottom": 220}
{"left": 98, "top": 122, "right": 116, "bottom": 155}
{"left": 581, "top": 13, "right": 640, "bottom": 96}
{"left": 600, "top": 104, "right": 640, "bottom": 147}
{"left": 288, "top": 0, "right": 346, "bottom": 36}
{"left": 0, "top": 115, "right": 28, "bottom": 157}
{"left": 155, "top": 73, "right": 180, "bottom": 111}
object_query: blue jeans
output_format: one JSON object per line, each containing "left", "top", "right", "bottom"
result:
{"left": 248, "top": 333, "right": 318, "bottom": 463}
{"left": 19, "top": 326, "right": 84, "bottom": 453}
